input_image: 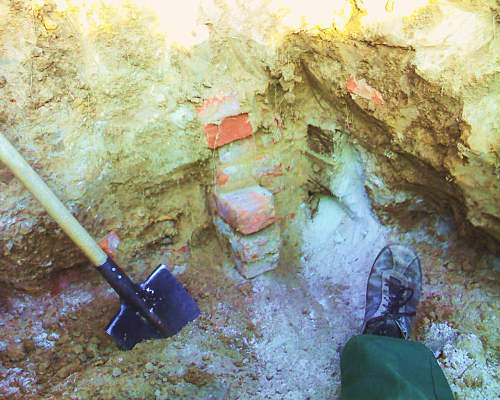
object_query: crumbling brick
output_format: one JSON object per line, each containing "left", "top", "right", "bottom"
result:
{"left": 215, "top": 185, "right": 275, "bottom": 235}
{"left": 215, "top": 217, "right": 280, "bottom": 279}
{"left": 254, "top": 160, "right": 283, "bottom": 179}
{"left": 216, "top": 164, "right": 256, "bottom": 191}
{"left": 98, "top": 231, "right": 120, "bottom": 257}
{"left": 235, "top": 254, "right": 279, "bottom": 279}
{"left": 254, "top": 158, "right": 284, "bottom": 193}
{"left": 216, "top": 171, "right": 230, "bottom": 186}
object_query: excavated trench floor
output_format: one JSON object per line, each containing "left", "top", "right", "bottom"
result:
{"left": 0, "top": 149, "right": 498, "bottom": 400}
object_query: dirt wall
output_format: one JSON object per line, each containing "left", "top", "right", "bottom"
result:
{"left": 0, "top": 0, "right": 498, "bottom": 287}
{"left": 269, "top": 0, "right": 499, "bottom": 252}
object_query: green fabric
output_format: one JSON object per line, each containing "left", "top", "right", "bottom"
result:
{"left": 341, "top": 335, "right": 454, "bottom": 400}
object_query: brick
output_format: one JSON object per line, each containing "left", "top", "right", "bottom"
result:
{"left": 254, "top": 160, "right": 283, "bottom": 179}
{"left": 215, "top": 185, "right": 275, "bottom": 235}
{"left": 204, "top": 113, "right": 253, "bottom": 149}
{"left": 215, "top": 217, "right": 280, "bottom": 262}
{"left": 346, "top": 76, "right": 384, "bottom": 106}
{"left": 204, "top": 124, "right": 219, "bottom": 147}
{"left": 235, "top": 254, "right": 279, "bottom": 279}
{"left": 346, "top": 76, "right": 358, "bottom": 92}
{"left": 214, "top": 217, "right": 280, "bottom": 279}
{"left": 98, "top": 231, "right": 120, "bottom": 257}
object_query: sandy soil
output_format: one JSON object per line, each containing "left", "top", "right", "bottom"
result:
{"left": 1, "top": 1, "right": 498, "bottom": 399}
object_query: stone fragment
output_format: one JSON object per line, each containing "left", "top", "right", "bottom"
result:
{"left": 215, "top": 186, "right": 275, "bottom": 235}
{"left": 215, "top": 217, "right": 280, "bottom": 262}
{"left": 32, "top": 47, "right": 43, "bottom": 57}
{"left": 423, "top": 322, "right": 458, "bottom": 357}
{"left": 204, "top": 113, "right": 253, "bottom": 149}
{"left": 183, "top": 366, "right": 214, "bottom": 386}
{"left": 235, "top": 251, "right": 280, "bottom": 279}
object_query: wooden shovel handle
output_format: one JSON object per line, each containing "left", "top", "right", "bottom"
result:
{"left": 0, "top": 133, "right": 107, "bottom": 267}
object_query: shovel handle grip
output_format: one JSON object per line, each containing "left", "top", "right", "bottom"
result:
{"left": 0, "top": 133, "right": 107, "bottom": 266}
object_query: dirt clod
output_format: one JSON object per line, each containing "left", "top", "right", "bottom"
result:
{"left": 183, "top": 366, "right": 215, "bottom": 387}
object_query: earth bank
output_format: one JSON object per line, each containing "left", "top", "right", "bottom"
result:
{"left": 0, "top": 1, "right": 498, "bottom": 399}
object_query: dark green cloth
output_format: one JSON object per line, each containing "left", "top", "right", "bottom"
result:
{"left": 341, "top": 335, "right": 454, "bottom": 400}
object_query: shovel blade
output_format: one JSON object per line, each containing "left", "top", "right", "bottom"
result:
{"left": 106, "top": 265, "right": 200, "bottom": 350}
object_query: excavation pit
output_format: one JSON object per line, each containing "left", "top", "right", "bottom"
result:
{"left": 0, "top": 1, "right": 498, "bottom": 399}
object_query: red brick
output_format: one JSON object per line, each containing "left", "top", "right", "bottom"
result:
{"left": 204, "top": 124, "right": 219, "bottom": 148}
{"left": 215, "top": 186, "right": 275, "bottom": 235}
{"left": 371, "top": 90, "right": 384, "bottom": 106}
{"left": 204, "top": 113, "right": 253, "bottom": 149}
{"left": 346, "top": 76, "right": 358, "bottom": 92}
{"left": 346, "top": 75, "right": 384, "bottom": 106}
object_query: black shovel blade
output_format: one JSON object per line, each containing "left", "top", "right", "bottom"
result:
{"left": 105, "top": 265, "right": 200, "bottom": 350}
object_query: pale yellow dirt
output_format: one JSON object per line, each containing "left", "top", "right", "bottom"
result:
{"left": 0, "top": 1, "right": 498, "bottom": 399}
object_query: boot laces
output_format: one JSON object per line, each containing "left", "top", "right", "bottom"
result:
{"left": 372, "top": 276, "right": 415, "bottom": 324}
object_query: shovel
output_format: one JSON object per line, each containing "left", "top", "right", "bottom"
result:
{"left": 0, "top": 133, "right": 200, "bottom": 350}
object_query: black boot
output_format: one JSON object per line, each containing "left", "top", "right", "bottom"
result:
{"left": 362, "top": 245, "right": 422, "bottom": 339}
